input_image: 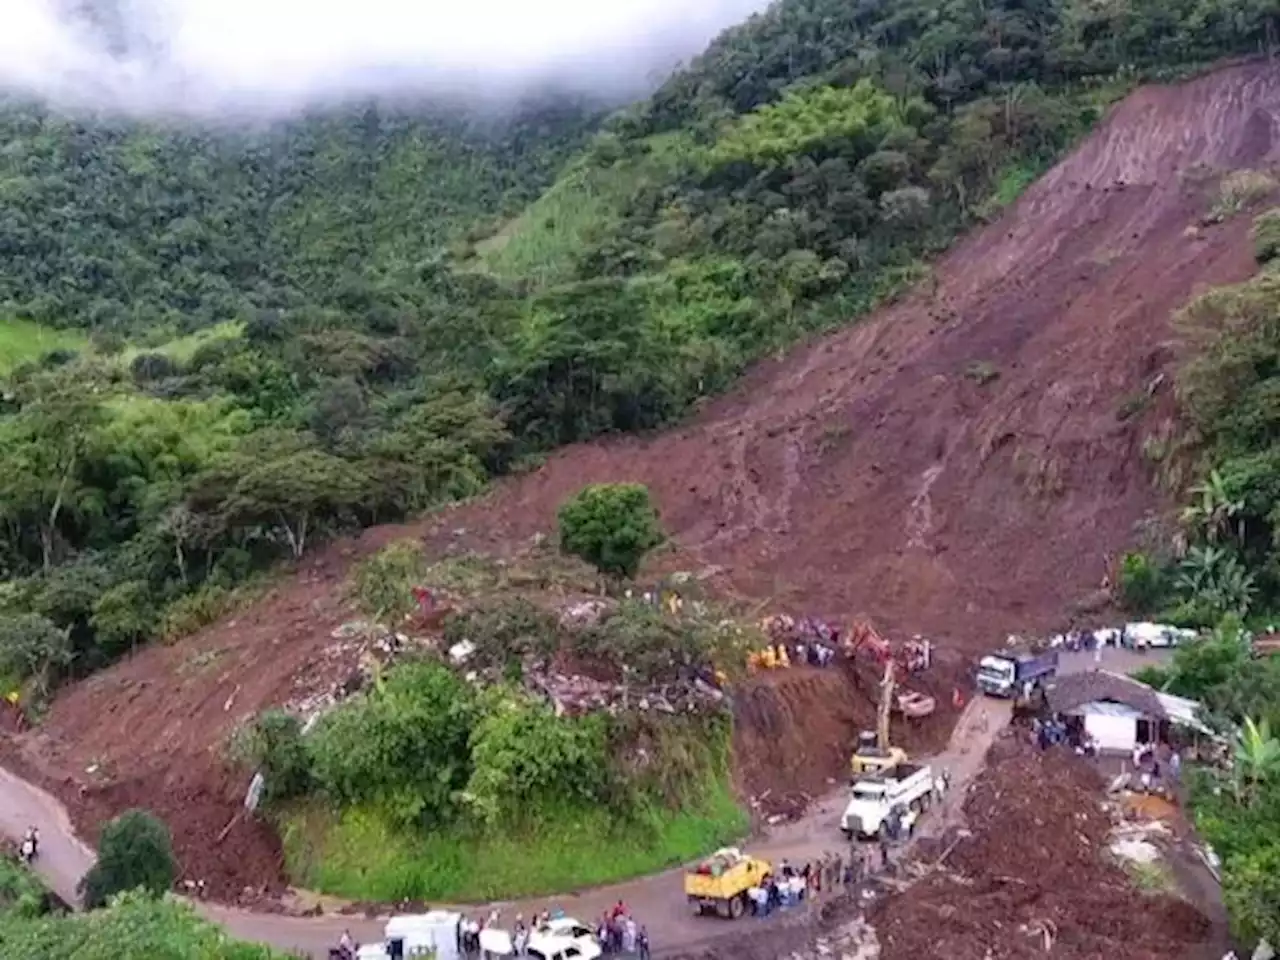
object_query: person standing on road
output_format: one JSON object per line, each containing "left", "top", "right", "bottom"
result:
{"left": 637, "top": 926, "right": 651, "bottom": 960}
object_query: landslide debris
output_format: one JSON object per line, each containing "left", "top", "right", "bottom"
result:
{"left": 869, "top": 733, "right": 1211, "bottom": 960}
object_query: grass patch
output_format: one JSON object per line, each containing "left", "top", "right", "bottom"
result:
{"left": 0, "top": 318, "right": 86, "bottom": 373}
{"left": 482, "top": 133, "right": 692, "bottom": 288}
{"left": 1117, "top": 391, "right": 1151, "bottom": 421}
{"left": 122, "top": 320, "right": 244, "bottom": 365}
{"left": 964, "top": 360, "right": 1000, "bottom": 385}
{"left": 281, "top": 778, "right": 747, "bottom": 902}
{"left": 1124, "top": 859, "right": 1177, "bottom": 895}
{"left": 1211, "top": 169, "right": 1277, "bottom": 221}
{"left": 975, "top": 162, "right": 1039, "bottom": 220}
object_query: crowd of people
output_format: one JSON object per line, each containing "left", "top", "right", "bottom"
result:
{"left": 744, "top": 845, "right": 903, "bottom": 918}
{"left": 594, "top": 901, "right": 651, "bottom": 957}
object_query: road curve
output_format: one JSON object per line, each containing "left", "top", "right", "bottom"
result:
{"left": 0, "top": 648, "right": 1159, "bottom": 958}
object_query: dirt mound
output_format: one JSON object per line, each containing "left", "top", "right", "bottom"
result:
{"left": 734, "top": 658, "right": 964, "bottom": 817}
{"left": 869, "top": 732, "right": 1211, "bottom": 960}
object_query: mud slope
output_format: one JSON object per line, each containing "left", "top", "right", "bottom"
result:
{"left": 734, "top": 660, "right": 962, "bottom": 815}
{"left": 426, "top": 62, "right": 1279, "bottom": 642}
{"left": 8, "top": 63, "right": 1279, "bottom": 901}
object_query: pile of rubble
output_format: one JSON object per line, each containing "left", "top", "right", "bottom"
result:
{"left": 284, "top": 620, "right": 433, "bottom": 722}
{"left": 869, "top": 732, "right": 1212, "bottom": 960}
{"left": 526, "top": 671, "right": 726, "bottom": 717}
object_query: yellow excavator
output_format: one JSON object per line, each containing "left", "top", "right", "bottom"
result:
{"left": 850, "top": 659, "right": 935, "bottom": 777}
{"left": 850, "top": 661, "right": 906, "bottom": 776}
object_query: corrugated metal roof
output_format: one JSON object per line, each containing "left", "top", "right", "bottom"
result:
{"left": 1073, "top": 700, "right": 1145, "bottom": 719}
{"left": 1047, "top": 670, "right": 1208, "bottom": 731}
{"left": 1156, "top": 690, "right": 1209, "bottom": 733}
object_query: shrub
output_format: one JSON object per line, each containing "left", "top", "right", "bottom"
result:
{"left": 90, "top": 581, "right": 159, "bottom": 659}
{"left": 1117, "top": 551, "right": 1168, "bottom": 614}
{"left": 1214, "top": 170, "right": 1277, "bottom": 220}
{"left": 236, "top": 710, "right": 312, "bottom": 804}
{"left": 79, "top": 811, "right": 177, "bottom": 909}
{"left": 129, "top": 352, "right": 178, "bottom": 383}
{"left": 309, "top": 662, "right": 477, "bottom": 828}
{"left": 158, "top": 584, "right": 239, "bottom": 643}
{"left": 1252, "top": 208, "right": 1280, "bottom": 265}
{"left": 464, "top": 690, "right": 608, "bottom": 826}
{"left": 349, "top": 539, "right": 428, "bottom": 623}
{"left": 557, "top": 483, "right": 664, "bottom": 578}
{"left": 1222, "top": 842, "right": 1280, "bottom": 947}
{"left": 0, "top": 613, "right": 72, "bottom": 699}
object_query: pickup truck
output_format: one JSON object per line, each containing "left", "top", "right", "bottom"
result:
{"left": 684, "top": 847, "right": 771, "bottom": 919}
{"left": 976, "top": 649, "right": 1058, "bottom": 699}
{"left": 841, "top": 763, "right": 936, "bottom": 840}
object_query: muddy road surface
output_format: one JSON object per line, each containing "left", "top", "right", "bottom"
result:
{"left": 0, "top": 649, "right": 1159, "bottom": 957}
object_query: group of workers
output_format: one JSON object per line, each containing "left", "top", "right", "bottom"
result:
{"left": 745, "top": 846, "right": 901, "bottom": 918}
{"left": 747, "top": 640, "right": 839, "bottom": 671}
{"left": 595, "top": 901, "right": 651, "bottom": 957}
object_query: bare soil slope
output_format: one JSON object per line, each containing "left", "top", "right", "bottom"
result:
{"left": 437, "top": 62, "right": 1278, "bottom": 643}
{"left": 9, "top": 62, "right": 1280, "bottom": 902}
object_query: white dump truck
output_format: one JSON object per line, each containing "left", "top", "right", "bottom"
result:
{"left": 841, "top": 762, "right": 938, "bottom": 840}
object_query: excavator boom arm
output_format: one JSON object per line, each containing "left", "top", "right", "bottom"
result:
{"left": 877, "top": 660, "right": 895, "bottom": 751}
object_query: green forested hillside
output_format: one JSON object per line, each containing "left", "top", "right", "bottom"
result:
{"left": 0, "top": 0, "right": 1273, "bottom": 700}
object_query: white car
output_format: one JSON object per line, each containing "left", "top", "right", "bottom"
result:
{"left": 527, "top": 918, "right": 601, "bottom": 960}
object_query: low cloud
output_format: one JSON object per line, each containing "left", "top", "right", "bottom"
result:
{"left": 0, "top": 0, "right": 771, "bottom": 117}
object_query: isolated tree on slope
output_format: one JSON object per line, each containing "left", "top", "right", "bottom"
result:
{"left": 557, "top": 483, "right": 664, "bottom": 579}
{"left": 79, "top": 809, "right": 177, "bottom": 909}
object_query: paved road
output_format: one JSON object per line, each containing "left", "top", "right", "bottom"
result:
{"left": 0, "top": 647, "right": 1165, "bottom": 957}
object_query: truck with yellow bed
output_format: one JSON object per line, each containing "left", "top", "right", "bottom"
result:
{"left": 684, "top": 847, "right": 771, "bottom": 919}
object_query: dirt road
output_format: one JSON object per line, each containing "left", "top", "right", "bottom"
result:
{"left": 0, "top": 647, "right": 1160, "bottom": 957}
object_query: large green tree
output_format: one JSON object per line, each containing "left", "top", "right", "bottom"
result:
{"left": 558, "top": 483, "right": 665, "bottom": 578}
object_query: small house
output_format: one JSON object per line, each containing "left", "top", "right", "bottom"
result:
{"left": 1044, "top": 670, "right": 1208, "bottom": 753}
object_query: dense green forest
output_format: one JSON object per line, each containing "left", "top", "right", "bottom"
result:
{"left": 0, "top": 0, "right": 1275, "bottom": 709}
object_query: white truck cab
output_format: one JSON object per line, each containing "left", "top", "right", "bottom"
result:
{"left": 841, "top": 763, "right": 935, "bottom": 839}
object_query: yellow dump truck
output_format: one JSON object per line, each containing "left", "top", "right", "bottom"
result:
{"left": 684, "top": 847, "right": 771, "bottom": 919}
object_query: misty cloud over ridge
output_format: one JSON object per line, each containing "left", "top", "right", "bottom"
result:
{"left": 0, "top": 0, "right": 773, "bottom": 117}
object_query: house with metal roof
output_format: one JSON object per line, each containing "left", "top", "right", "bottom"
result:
{"left": 1044, "top": 669, "right": 1208, "bottom": 753}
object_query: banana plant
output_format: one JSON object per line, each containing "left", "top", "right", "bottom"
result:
{"left": 1234, "top": 717, "right": 1280, "bottom": 807}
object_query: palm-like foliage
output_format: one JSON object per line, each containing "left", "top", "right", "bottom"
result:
{"left": 1234, "top": 716, "right": 1280, "bottom": 807}
{"left": 1180, "top": 468, "right": 1245, "bottom": 544}
{"left": 1176, "top": 545, "right": 1256, "bottom": 616}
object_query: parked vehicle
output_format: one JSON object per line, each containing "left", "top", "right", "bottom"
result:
{"left": 841, "top": 763, "right": 937, "bottom": 839}
{"left": 684, "top": 847, "right": 771, "bottom": 919}
{"left": 1125, "top": 622, "right": 1197, "bottom": 650}
{"left": 976, "top": 649, "right": 1058, "bottom": 699}
{"left": 527, "top": 918, "right": 602, "bottom": 960}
